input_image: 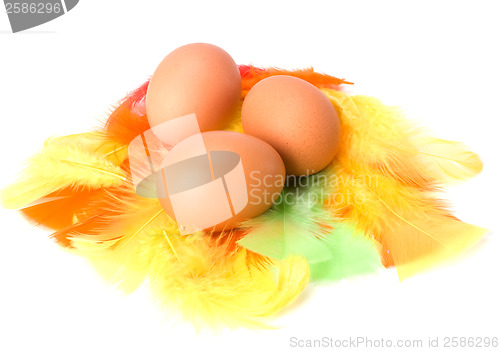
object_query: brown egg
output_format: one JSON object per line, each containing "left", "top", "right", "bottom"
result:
{"left": 158, "top": 131, "right": 285, "bottom": 233}
{"left": 241, "top": 75, "right": 341, "bottom": 176}
{"left": 146, "top": 43, "right": 241, "bottom": 142}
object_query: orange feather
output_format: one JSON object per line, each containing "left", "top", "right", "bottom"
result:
{"left": 240, "top": 65, "right": 352, "bottom": 98}
{"left": 104, "top": 80, "right": 150, "bottom": 145}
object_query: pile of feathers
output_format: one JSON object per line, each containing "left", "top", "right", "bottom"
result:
{"left": 0, "top": 65, "right": 487, "bottom": 329}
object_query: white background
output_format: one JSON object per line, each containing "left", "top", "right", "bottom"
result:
{"left": 1, "top": 1, "right": 499, "bottom": 350}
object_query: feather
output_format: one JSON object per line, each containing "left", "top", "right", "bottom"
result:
{"left": 78, "top": 195, "right": 167, "bottom": 292}
{"left": 104, "top": 80, "right": 150, "bottom": 145}
{"left": 239, "top": 178, "right": 382, "bottom": 282}
{"left": 380, "top": 203, "right": 488, "bottom": 279}
{"left": 20, "top": 187, "right": 127, "bottom": 248}
{"left": 307, "top": 224, "right": 383, "bottom": 281}
{"left": 415, "top": 138, "right": 483, "bottom": 183}
{"left": 51, "top": 132, "right": 129, "bottom": 165}
{"left": 240, "top": 65, "right": 352, "bottom": 98}
{"left": 1, "top": 133, "right": 128, "bottom": 210}
{"left": 324, "top": 141, "right": 487, "bottom": 280}
{"left": 15, "top": 132, "right": 129, "bottom": 231}
{"left": 84, "top": 196, "right": 309, "bottom": 329}
{"left": 320, "top": 89, "right": 487, "bottom": 278}
{"left": 49, "top": 184, "right": 138, "bottom": 247}
{"left": 19, "top": 187, "right": 100, "bottom": 232}
{"left": 322, "top": 89, "right": 484, "bottom": 187}
{"left": 0, "top": 131, "right": 130, "bottom": 248}
{"left": 323, "top": 90, "right": 432, "bottom": 188}
{"left": 147, "top": 233, "right": 310, "bottom": 330}
{"left": 222, "top": 100, "right": 244, "bottom": 133}
{"left": 0, "top": 130, "right": 132, "bottom": 248}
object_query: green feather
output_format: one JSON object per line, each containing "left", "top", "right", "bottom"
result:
{"left": 307, "top": 223, "right": 383, "bottom": 281}
{"left": 239, "top": 173, "right": 382, "bottom": 281}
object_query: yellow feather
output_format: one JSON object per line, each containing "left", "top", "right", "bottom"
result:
{"left": 322, "top": 89, "right": 483, "bottom": 186}
{"left": 223, "top": 100, "right": 244, "bottom": 133}
{"left": 1, "top": 132, "right": 128, "bottom": 209}
{"left": 80, "top": 193, "right": 309, "bottom": 329}
{"left": 380, "top": 201, "right": 487, "bottom": 279}
{"left": 415, "top": 138, "right": 483, "bottom": 184}
{"left": 325, "top": 161, "right": 487, "bottom": 280}
{"left": 323, "top": 90, "right": 424, "bottom": 184}
{"left": 50, "top": 132, "right": 129, "bottom": 165}
{"left": 322, "top": 89, "right": 487, "bottom": 279}
{"left": 147, "top": 234, "right": 309, "bottom": 330}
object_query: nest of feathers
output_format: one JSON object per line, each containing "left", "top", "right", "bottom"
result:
{"left": 1, "top": 65, "right": 487, "bottom": 330}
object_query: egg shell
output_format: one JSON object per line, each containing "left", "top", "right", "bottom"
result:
{"left": 159, "top": 131, "right": 285, "bottom": 232}
{"left": 146, "top": 43, "right": 241, "bottom": 139}
{"left": 241, "top": 75, "right": 341, "bottom": 176}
